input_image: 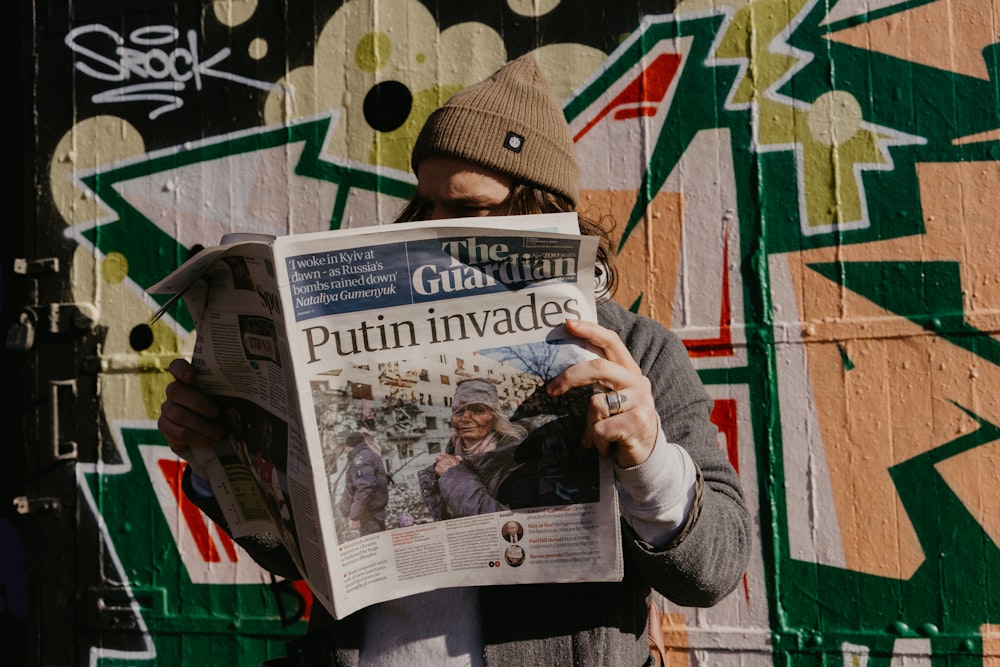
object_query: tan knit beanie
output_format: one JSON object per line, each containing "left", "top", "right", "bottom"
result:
{"left": 411, "top": 54, "right": 580, "bottom": 205}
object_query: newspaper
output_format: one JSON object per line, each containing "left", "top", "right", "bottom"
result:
{"left": 149, "top": 212, "right": 624, "bottom": 619}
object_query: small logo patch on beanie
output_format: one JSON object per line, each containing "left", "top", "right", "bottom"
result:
{"left": 503, "top": 131, "right": 524, "bottom": 153}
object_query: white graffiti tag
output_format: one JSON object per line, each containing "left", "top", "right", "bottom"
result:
{"left": 65, "top": 24, "right": 276, "bottom": 120}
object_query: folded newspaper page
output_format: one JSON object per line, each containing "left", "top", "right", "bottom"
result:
{"left": 149, "top": 213, "right": 624, "bottom": 619}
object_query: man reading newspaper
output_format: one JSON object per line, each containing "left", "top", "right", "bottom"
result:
{"left": 158, "top": 54, "right": 750, "bottom": 666}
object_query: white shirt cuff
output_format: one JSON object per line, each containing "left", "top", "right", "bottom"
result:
{"left": 614, "top": 427, "right": 698, "bottom": 549}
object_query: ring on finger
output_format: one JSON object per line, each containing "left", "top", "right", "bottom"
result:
{"left": 605, "top": 390, "right": 624, "bottom": 416}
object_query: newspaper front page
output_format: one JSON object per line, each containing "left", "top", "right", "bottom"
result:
{"left": 150, "top": 214, "right": 624, "bottom": 619}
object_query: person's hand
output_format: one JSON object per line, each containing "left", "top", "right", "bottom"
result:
{"left": 546, "top": 319, "right": 659, "bottom": 468}
{"left": 434, "top": 453, "right": 461, "bottom": 476}
{"left": 157, "top": 358, "right": 226, "bottom": 455}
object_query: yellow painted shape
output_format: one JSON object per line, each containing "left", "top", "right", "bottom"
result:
{"left": 717, "top": 1, "right": 889, "bottom": 229}
{"left": 750, "top": 95, "right": 887, "bottom": 230}
{"left": 263, "top": 0, "right": 506, "bottom": 171}
{"left": 141, "top": 356, "right": 180, "bottom": 420}
{"left": 507, "top": 0, "right": 561, "bottom": 17}
{"left": 101, "top": 253, "right": 129, "bottom": 285}
{"left": 67, "top": 241, "right": 190, "bottom": 423}
{"left": 528, "top": 43, "right": 606, "bottom": 101}
{"left": 262, "top": 0, "right": 604, "bottom": 172}
{"left": 678, "top": 0, "right": 754, "bottom": 12}
{"left": 756, "top": 90, "right": 889, "bottom": 229}
{"left": 714, "top": 0, "right": 810, "bottom": 105}
{"left": 804, "top": 123, "right": 887, "bottom": 228}
{"left": 135, "top": 316, "right": 195, "bottom": 420}
{"left": 370, "top": 84, "right": 464, "bottom": 171}
{"left": 212, "top": 0, "right": 258, "bottom": 27}
{"left": 356, "top": 32, "right": 392, "bottom": 73}
{"left": 826, "top": 0, "right": 1000, "bottom": 81}
{"left": 50, "top": 116, "right": 145, "bottom": 227}
{"left": 54, "top": 116, "right": 180, "bottom": 427}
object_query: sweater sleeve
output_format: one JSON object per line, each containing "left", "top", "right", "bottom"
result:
{"left": 599, "top": 301, "right": 751, "bottom": 607}
{"left": 437, "top": 464, "right": 510, "bottom": 517}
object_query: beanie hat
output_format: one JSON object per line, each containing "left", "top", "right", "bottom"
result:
{"left": 344, "top": 431, "right": 366, "bottom": 447}
{"left": 452, "top": 378, "right": 502, "bottom": 414}
{"left": 411, "top": 54, "right": 580, "bottom": 205}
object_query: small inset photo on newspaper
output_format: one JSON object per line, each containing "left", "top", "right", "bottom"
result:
{"left": 310, "top": 338, "right": 600, "bottom": 544}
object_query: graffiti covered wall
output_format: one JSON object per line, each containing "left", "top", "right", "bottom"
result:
{"left": 18, "top": 0, "right": 1000, "bottom": 664}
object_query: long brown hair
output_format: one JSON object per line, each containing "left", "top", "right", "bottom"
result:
{"left": 395, "top": 182, "right": 618, "bottom": 300}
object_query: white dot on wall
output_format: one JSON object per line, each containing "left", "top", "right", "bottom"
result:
{"left": 248, "top": 38, "right": 268, "bottom": 60}
{"left": 213, "top": 0, "right": 258, "bottom": 27}
{"left": 507, "top": 0, "right": 561, "bottom": 18}
{"left": 807, "top": 90, "right": 863, "bottom": 146}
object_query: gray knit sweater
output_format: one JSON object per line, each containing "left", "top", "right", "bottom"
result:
{"left": 188, "top": 300, "right": 751, "bottom": 666}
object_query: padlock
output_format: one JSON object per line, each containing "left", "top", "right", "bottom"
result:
{"left": 5, "top": 310, "right": 36, "bottom": 351}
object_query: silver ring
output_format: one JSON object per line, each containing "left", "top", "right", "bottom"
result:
{"left": 605, "top": 390, "right": 623, "bottom": 416}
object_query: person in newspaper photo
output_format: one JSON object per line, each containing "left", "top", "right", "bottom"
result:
{"left": 158, "top": 54, "right": 751, "bottom": 666}
{"left": 336, "top": 430, "right": 389, "bottom": 537}
{"left": 417, "top": 378, "right": 529, "bottom": 520}
{"left": 504, "top": 543, "right": 526, "bottom": 567}
{"left": 501, "top": 520, "right": 523, "bottom": 544}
